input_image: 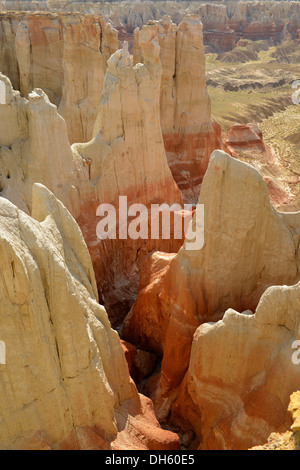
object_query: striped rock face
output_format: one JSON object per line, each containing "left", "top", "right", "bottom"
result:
{"left": 133, "top": 14, "right": 225, "bottom": 203}
{"left": 0, "top": 183, "right": 180, "bottom": 450}
{"left": 124, "top": 150, "right": 300, "bottom": 427}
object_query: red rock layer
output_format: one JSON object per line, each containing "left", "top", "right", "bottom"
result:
{"left": 133, "top": 15, "right": 226, "bottom": 203}
{"left": 164, "top": 121, "right": 225, "bottom": 196}
{"left": 124, "top": 150, "right": 300, "bottom": 422}
{"left": 77, "top": 188, "right": 184, "bottom": 327}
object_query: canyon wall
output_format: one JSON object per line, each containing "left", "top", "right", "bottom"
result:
{"left": 0, "top": 35, "right": 185, "bottom": 447}
{"left": 58, "top": 13, "right": 118, "bottom": 143}
{"left": 115, "top": 1, "right": 300, "bottom": 50}
{"left": 0, "top": 73, "right": 82, "bottom": 215}
{"left": 0, "top": 26, "right": 184, "bottom": 325}
{"left": 0, "top": 183, "right": 180, "bottom": 450}
{"left": 188, "top": 3, "right": 236, "bottom": 52}
{"left": 123, "top": 150, "right": 300, "bottom": 422}
{"left": 133, "top": 14, "right": 224, "bottom": 202}
{"left": 0, "top": 11, "right": 118, "bottom": 144}
{"left": 172, "top": 281, "right": 300, "bottom": 449}
{"left": 0, "top": 1, "right": 299, "bottom": 451}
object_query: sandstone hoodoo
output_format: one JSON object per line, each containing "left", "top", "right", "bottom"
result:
{"left": 75, "top": 39, "right": 184, "bottom": 324}
{"left": 0, "top": 0, "right": 299, "bottom": 453}
{"left": 225, "top": 123, "right": 265, "bottom": 151}
{"left": 1, "top": 2, "right": 300, "bottom": 55}
{"left": 0, "top": 11, "right": 118, "bottom": 144}
{"left": 172, "top": 281, "right": 300, "bottom": 450}
{"left": 0, "top": 35, "right": 184, "bottom": 325}
{"left": 124, "top": 150, "right": 300, "bottom": 422}
{"left": 250, "top": 391, "right": 300, "bottom": 450}
{"left": 0, "top": 183, "right": 180, "bottom": 450}
{"left": 133, "top": 14, "right": 224, "bottom": 202}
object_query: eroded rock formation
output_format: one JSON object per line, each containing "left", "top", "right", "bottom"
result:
{"left": 2, "top": 1, "right": 300, "bottom": 54}
{"left": 133, "top": 14, "right": 224, "bottom": 202}
{"left": 0, "top": 74, "right": 82, "bottom": 215}
{"left": 251, "top": 391, "right": 300, "bottom": 450}
{"left": 0, "top": 28, "right": 184, "bottom": 324}
{"left": 0, "top": 11, "right": 118, "bottom": 144}
{"left": 224, "top": 123, "right": 296, "bottom": 209}
{"left": 0, "top": 1, "right": 299, "bottom": 452}
{"left": 75, "top": 40, "right": 183, "bottom": 323}
{"left": 225, "top": 123, "right": 265, "bottom": 151}
{"left": 172, "top": 282, "right": 300, "bottom": 449}
{"left": 189, "top": 3, "right": 236, "bottom": 52}
{"left": 0, "top": 183, "right": 180, "bottom": 450}
{"left": 123, "top": 150, "right": 300, "bottom": 421}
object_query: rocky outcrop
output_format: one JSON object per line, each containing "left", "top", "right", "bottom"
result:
{"left": 172, "top": 282, "right": 300, "bottom": 450}
{"left": 75, "top": 41, "right": 183, "bottom": 324}
{"left": 0, "top": 29, "right": 183, "bottom": 324}
{"left": 1, "top": 2, "right": 299, "bottom": 451}
{"left": 0, "top": 74, "right": 82, "bottom": 215}
{"left": 0, "top": 12, "right": 24, "bottom": 91}
{"left": 225, "top": 123, "right": 265, "bottom": 151}
{"left": 2, "top": 2, "right": 300, "bottom": 54}
{"left": 105, "top": 0, "right": 300, "bottom": 51}
{"left": 290, "top": 392, "right": 300, "bottom": 435}
{"left": 58, "top": 13, "right": 118, "bottom": 143}
{"left": 0, "top": 183, "right": 180, "bottom": 450}
{"left": 123, "top": 251, "right": 177, "bottom": 356}
{"left": 133, "top": 14, "right": 224, "bottom": 202}
{"left": 224, "top": 123, "right": 296, "bottom": 209}
{"left": 123, "top": 150, "right": 300, "bottom": 419}
{"left": 189, "top": 3, "right": 236, "bottom": 52}
{"left": 250, "top": 391, "right": 300, "bottom": 450}
{"left": 216, "top": 44, "right": 259, "bottom": 63}
{"left": 0, "top": 11, "right": 118, "bottom": 144}
{"left": 14, "top": 12, "right": 63, "bottom": 105}
{"left": 228, "top": 1, "right": 300, "bottom": 43}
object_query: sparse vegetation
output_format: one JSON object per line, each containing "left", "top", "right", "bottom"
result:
{"left": 206, "top": 40, "right": 300, "bottom": 156}
{"left": 206, "top": 40, "right": 300, "bottom": 210}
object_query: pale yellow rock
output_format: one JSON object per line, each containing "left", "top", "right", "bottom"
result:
{"left": 177, "top": 150, "right": 300, "bottom": 314}
{"left": 88, "top": 40, "right": 180, "bottom": 206}
{"left": 58, "top": 14, "right": 118, "bottom": 144}
{"left": 0, "top": 73, "right": 28, "bottom": 147}
{"left": 127, "top": 150, "right": 300, "bottom": 420}
{"left": 1, "top": 11, "right": 118, "bottom": 144}
{"left": 174, "top": 15, "right": 212, "bottom": 135}
{"left": 0, "top": 76, "right": 83, "bottom": 216}
{"left": 0, "top": 183, "right": 137, "bottom": 449}
{"left": 74, "top": 40, "right": 182, "bottom": 322}
{"left": 289, "top": 391, "right": 300, "bottom": 433}
{"left": 133, "top": 14, "right": 222, "bottom": 201}
{"left": 0, "top": 31, "right": 182, "bottom": 323}
{"left": 0, "top": 13, "right": 21, "bottom": 90}
{"left": 133, "top": 16, "right": 177, "bottom": 136}
{"left": 172, "top": 281, "right": 300, "bottom": 450}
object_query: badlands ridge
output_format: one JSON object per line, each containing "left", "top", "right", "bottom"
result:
{"left": 0, "top": 1, "right": 299, "bottom": 450}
